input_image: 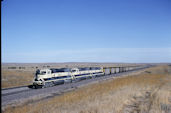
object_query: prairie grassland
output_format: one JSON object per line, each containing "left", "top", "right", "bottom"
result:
{"left": 3, "top": 65, "right": 171, "bottom": 113}
{"left": 1, "top": 70, "right": 34, "bottom": 88}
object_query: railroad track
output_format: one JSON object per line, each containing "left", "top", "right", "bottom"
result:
{"left": 2, "top": 87, "right": 30, "bottom": 97}
{"left": 2, "top": 66, "right": 152, "bottom": 109}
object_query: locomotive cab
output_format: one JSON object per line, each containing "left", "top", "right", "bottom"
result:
{"left": 39, "top": 69, "right": 52, "bottom": 75}
{"left": 35, "top": 69, "right": 52, "bottom": 80}
{"left": 33, "top": 69, "right": 52, "bottom": 88}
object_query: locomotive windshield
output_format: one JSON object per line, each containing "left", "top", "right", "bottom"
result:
{"left": 35, "top": 69, "right": 40, "bottom": 75}
{"left": 35, "top": 69, "right": 40, "bottom": 81}
{"left": 40, "top": 71, "right": 46, "bottom": 75}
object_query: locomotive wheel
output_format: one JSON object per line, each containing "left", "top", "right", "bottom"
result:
{"left": 32, "top": 85, "right": 35, "bottom": 89}
{"left": 34, "top": 85, "right": 38, "bottom": 89}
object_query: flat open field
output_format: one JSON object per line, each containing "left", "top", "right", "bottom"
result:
{"left": 3, "top": 65, "right": 171, "bottom": 113}
{"left": 2, "top": 70, "right": 34, "bottom": 88}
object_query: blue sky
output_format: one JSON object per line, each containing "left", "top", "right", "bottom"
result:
{"left": 2, "top": 0, "right": 171, "bottom": 63}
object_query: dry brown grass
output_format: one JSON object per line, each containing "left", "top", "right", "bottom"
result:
{"left": 3, "top": 65, "right": 171, "bottom": 113}
{"left": 1, "top": 70, "right": 34, "bottom": 88}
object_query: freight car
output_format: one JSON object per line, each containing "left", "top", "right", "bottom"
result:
{"left": 33, "top": 67, "right": 104, "bottom": 88}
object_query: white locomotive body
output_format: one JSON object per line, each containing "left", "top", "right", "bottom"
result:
{"left": 33, "top": 67, "right": 104, "bottom": 88}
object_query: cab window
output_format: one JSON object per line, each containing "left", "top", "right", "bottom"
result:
{"left": 40, "top": 71, "right": 46, "bottom": 75}
{"left": 72, "top": 70, "right": 76, "bottom": 72}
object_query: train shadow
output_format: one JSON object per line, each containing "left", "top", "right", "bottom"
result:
{"left": 28, "top": 85, "right": 34, "bottom": 89}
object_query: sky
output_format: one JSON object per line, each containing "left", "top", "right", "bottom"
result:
{"left": 1, "top": 0, "right": 171, "bottom": 63}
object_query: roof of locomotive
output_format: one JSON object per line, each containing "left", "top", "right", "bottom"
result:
{"left": 37, "top": 67, "right": 102, "bottom": 73}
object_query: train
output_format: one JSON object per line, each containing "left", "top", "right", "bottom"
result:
{"left": 32, "top": 65, "right": 146, "bottom": 88}
{"left": 33, "top": 67, "right": 104, "bottom": 88}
